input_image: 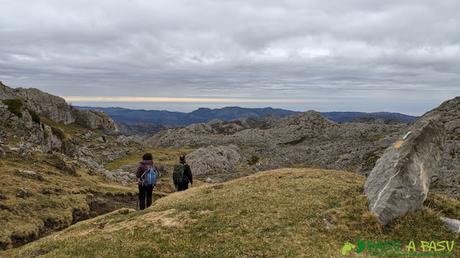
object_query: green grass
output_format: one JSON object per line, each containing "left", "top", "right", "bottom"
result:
{"left": 104, "top": 147, "right": 195, "bottom": 171}
{"left": 4, "top": 168, "right": 459, "bottom": 258}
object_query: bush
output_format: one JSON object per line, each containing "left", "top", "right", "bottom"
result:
{"left": 2, "top": 98, "right": 23, "bottom": 118}
{"left": 28, "top": 109, "right": 41, "bottom": 124}
{"left": 248, "top": 155, "right": 260, "bottom": 165}
{"left": 51, "top": 126, "right": 66, "bottom": 141}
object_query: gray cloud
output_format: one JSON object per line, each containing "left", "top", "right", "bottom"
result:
{"left": 0, "top": 0, "right": 459, "bottom": 114}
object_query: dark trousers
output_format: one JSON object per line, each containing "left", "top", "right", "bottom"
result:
{"left": 138, "top": 184, "right": 153, "bottom": 210}
{"left": 176, "top": 183, "right": 189, "bottom": 192}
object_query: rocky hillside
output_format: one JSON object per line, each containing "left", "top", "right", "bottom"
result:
{"left": 149, "top": 111, "right": 406, "bottom": 180}
{"left": 5, "top": 168, "right": 459, "bottom": 257}
{"left": 0, "top": 81, "right": 118, "bottom": 133}
{"left": 149, "top": 97, "right": 459, "bottom": 193}
{"left": 82, "top": 106, "right": 416, "bottom": 135}
{"left": 0, "top": 82, "right": 150, "bottom": 250}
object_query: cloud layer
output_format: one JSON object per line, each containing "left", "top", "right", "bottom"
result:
{"left": 1, "top": 0, "right": 459, "bottom": 114}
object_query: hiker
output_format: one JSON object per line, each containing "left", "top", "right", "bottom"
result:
{"left": 173, "top": 154, "right": 193, "bottom": 191}
{"left": 136, "top": 153, "right": 158, "bottom": 210}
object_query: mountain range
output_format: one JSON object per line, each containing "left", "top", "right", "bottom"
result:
{"left": 77, "top": 106, "right": 418, "bottom": 135}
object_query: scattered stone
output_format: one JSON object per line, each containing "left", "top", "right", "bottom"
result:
{"left": 48, "top": 153, "right": 78, "bottom": 176}
{"left": 323, "top": 218, "right": 334, "bottom": 231}
{"left": 364, "top": 118, "right": 445, "bottom": 225}
{"left": 16, "top": 188, "right": 32, "bottom": 198}
{"left": 16, "top": 169, "right": 44, "bottom": 181}
{"left": 440, "top": 217, "right": 460, "bottom": 234}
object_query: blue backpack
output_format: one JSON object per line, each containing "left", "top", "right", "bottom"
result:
{"left": 141, "top": 167, "right": 157, "bottom": 187}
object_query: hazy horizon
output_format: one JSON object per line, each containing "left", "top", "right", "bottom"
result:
{"left": 72, "top": 101, "right": 428, "bottom": 116}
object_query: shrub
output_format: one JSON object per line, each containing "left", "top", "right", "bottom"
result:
{"left": 51, "top": 126, "right": 66, "bottom": 141}
{"left": 28, "top": 109, "right": 41, "bottom": 124}
{"left": 2, "top": 98, "right": 23, "bottom": 118}
{"left": 248, "top": 155, "right": 260, "bottom": 165}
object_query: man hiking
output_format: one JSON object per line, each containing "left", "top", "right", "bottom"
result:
{"left": 136, "top": 153, "right": 158, "bottom": 210}
{"left": 173, "top": 154, "right": 193, "bottom": 191}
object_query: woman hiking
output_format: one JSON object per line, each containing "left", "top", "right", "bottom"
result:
{"left": 136, "top": 153, "right": 158, "bottom": 210}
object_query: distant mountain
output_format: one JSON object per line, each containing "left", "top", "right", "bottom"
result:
{"left": 76, "top": 106, "right": 298, "bottom": 126}
{"left": 76, "top": 106, "right": 417, "bottom": 135}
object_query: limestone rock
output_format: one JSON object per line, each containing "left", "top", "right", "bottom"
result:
{"left": 440, "top": 217, "right": 460, "bottom": 234}
{"left": 364, "top": 118, "right": 445, "bottom": 225}
{"left": 74, "top": 109, "right": 119, "bottom": 134}
{"left": 16, "top": 169, "right": 44, "bottom": 181}
{"left": 14, "top": 87, "right": 75, "bottom": 124}
{"left": 186, "top": 145, "right": 241, "bottom": 177}
{"left": 48, "top": 153, "right": 78, "bottom": 176}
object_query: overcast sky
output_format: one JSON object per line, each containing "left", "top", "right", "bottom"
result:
{"left": 0, "top": 0, "right": 459, "bottom": 114}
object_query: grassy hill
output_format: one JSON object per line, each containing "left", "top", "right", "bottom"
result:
{"left": 4, "top": 168, "right": 459, "bottom": 257}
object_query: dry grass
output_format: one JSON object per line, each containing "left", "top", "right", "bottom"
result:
{"left": 0, "top": 150, "right": 137, "bottom": 250}
{"left": 104, "top": 147, "right": 195, "bottom": 170}
{"left": 4, "top": 168, "right": 459, "bottom": 258}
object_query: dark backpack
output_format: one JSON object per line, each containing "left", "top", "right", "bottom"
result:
{"left": 140, "top": 166, "right": 157, "bottom": 187}
{"left": 173, "top": 164, "right": 187, "bottom": 185}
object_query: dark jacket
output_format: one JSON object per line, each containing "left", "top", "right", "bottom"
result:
{"left": 181, "top": 161, "right": 193, "bottom": 185}
{"left": 136, "top": 160, "right": 158, "bottom": 182}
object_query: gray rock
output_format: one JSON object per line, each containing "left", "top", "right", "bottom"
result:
{"left": 186, "top": 145, "right": 242, "bottom": 177}
{"left": 149, "top": 111, "right": 405, "bottom": 174}
{"left": 14, "top": 87, "right": 75, "bottom": 124}
{"left": 440, "top": 217, "right": 460, "bottom": 234}
{"left": 74, "top": 109, "right": 119, "bottom": 134}
{"left": 48, "top": 153, "right": 78, "bottom": 176}
{"left": 16, "top": 169, "right": 44, "bottom": 181}
{"left": 364, "top": 118, "right": 445, "bottom": 225}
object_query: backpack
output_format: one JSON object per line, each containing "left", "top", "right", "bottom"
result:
{"left": 173, "top": 164, "right": 187, "bottom": 185}
{"left": 140, "top": 166, "right": 157, "bottom": 187}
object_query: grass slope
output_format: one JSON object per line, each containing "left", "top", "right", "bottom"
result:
{"left": 4, "top": 168, "right": 459, "bottom": 257}
{"left": 0, "top": 150, "right": 138, "bottom": 250}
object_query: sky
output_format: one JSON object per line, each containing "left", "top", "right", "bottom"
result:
{"left": 0, "top": 0, "right": 459, "bottom": 115}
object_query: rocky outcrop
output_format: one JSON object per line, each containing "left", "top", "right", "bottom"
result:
{"left": 74, "top": 109, "right": 119, "bottom": 134}
{"left": 186, "top": 145, "right": 242, "bottom": 178}
{"left": 364, "top": 117, "right": 445, "bottom": 225}
{"left": 422, "top": 97, "right": 460, "bottom": 197}
{"left": 15, "top": 87, "right": 75, "bottom": 124}
{"left": 0, "top": 81, "right": 118, "bottom": 134}
{"left": 150, "top": 111, "right": 404, "bottom": 174}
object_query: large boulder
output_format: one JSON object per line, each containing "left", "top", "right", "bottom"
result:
{"left": 364, "top": 117, "right": 445, "bottom": 225}
{"left": 186, "top": 145, "right": 242, "bottom": 177}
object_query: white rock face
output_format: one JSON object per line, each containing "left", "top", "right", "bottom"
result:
{"left": 15, "top": 87, "right": 75, "bottom": 125}
{"left": 364, "top": 118, "right": 445, "bottom": 225}
{"left": 186, "top": 145, "right": 242, "bottom": 177}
